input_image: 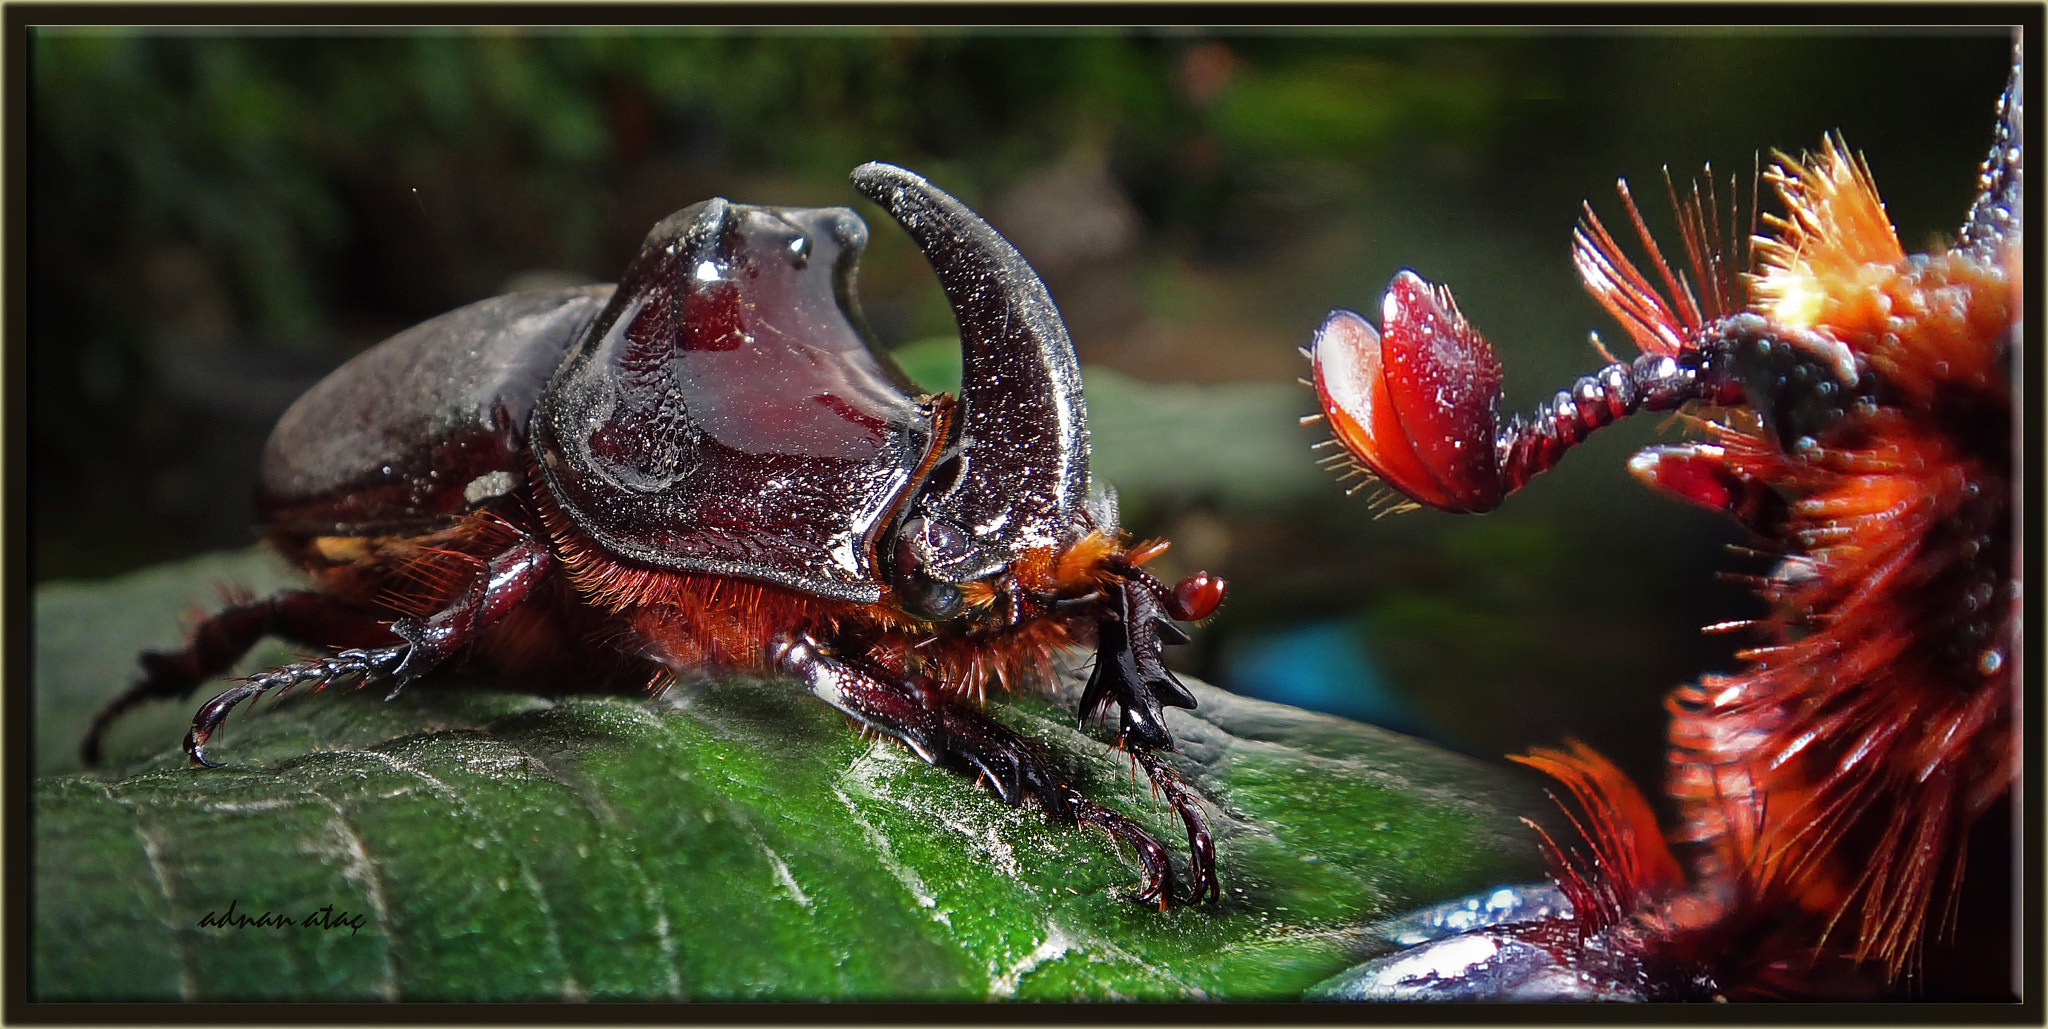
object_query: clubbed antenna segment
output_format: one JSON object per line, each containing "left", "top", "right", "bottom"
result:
{"left": 1307, "top": 167, "right": 1761, "bottom": 514}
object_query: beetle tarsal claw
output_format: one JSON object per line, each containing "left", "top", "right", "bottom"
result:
{"left": 180, "top": 645, "right": 411, "bottom": 766}
{"left": 1133, "top": 747, "right": 1219, "bottom": 905}
{"left": 1054, "top": 781, "right": 1179, "bottom": 907}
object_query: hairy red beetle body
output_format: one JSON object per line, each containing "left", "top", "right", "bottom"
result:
{"left": 87, "top": 164, "right": 1226, "bottom": 908}
{"left": 1308, "top": 37, "right": 2020, "bottom": 998}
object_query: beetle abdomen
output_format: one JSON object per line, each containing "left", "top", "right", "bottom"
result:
{"left": 257, "top": 286, "right": 615, "bottom": 537}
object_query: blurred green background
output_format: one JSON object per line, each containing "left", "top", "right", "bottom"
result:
{"left": 29, "top": 25, "right": 2015, "bottom": 800}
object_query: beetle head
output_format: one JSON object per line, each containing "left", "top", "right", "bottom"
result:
{"left": 855, "top": 165, "right": 1233, "bottom": 752}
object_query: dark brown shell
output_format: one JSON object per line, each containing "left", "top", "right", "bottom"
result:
{"left": 257, "top": 286, "right": 614, "bottom": 536}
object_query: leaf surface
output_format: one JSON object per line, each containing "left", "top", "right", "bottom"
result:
{"left": 34, "top": 550, "right": 1544, "bottom": 1001}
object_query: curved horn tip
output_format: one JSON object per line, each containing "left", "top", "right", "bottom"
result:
{"left": 849, "top": 162, "right": 924, "bottom": 201}
{"left": 851, "top": 160, "right": 913, "bottom": 182}
{"left": 847, "top": 158, "right": 1093, "bottom": 563}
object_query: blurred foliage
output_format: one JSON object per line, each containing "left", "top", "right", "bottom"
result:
{"left": 29, "top": 23, "right": 2016, "bottom": 825}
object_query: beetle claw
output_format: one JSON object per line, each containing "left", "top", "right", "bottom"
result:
{"left": 184, "top": 680, "right": 264, "bottom": 768}
{"left": 936, "top": 708, "right": 1060, "bottom": 809}
{"left": 1134, "top": 747, "right": 1219, "bottom": 905}
{"left": 178, "top": 645, "right": 410, "bottom": 766}
{"left": 1058, "top": 784, "right": 1177, "bottom": 908}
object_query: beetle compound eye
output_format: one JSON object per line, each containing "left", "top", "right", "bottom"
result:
{"left": 1167, "top": 572, "right": 1226, "bottom": 622}
{"left": 893, "top": 567, "right": 963, "bottom": 621}
{"left": 892, "top": 516, "right": 971, "bottom": 620}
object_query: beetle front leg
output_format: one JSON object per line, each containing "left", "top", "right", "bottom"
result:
{"left": 1072, "top": 572, "right": 1221, "bottom": 905}
{"left": 1077, "top": 575, "right": 1196, "bottom": 752}
{"left": 1133, "top": 747, "right": 1217, "bottom": 904}
{"left": 771, "top": 633, "right": 1181, "bottom": 907}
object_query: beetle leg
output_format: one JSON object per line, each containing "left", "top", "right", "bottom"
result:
{"left": 384, "top": 535, "right": 553, "bottom": 688}
{"left": 1058, "top": 783, "right": 1178, "bottom": 910}
{"left": 1133, "top": 746, "right": 1219, "bottom": 904}
{"left": 1078, "top": 575, "right": 1197, "bottom": 753}
{"left": 81, "top": 590, "right": 397, "bottom": 766}
{"left": 184, "top": 645, "right": 410, "bottom": 768}
{"left": 177, "top": 535, "right": 554, "bottom": 769}
{"left": 773, "top": 633, "right": 1059, "bottom": 802}
{"left": 772, "top": 633, "right": 1179, "bottom": 907}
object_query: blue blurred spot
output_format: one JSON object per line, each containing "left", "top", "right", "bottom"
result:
{"left": 1221, "top": 620, "right": 1425, "bottom": 735}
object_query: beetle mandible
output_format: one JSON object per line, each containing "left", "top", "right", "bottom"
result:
{"left": 83, "top": 163, "right": 1229, "bottom": 909}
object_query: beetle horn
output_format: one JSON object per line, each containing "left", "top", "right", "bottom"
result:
{"left": 851, "top": 162, "right": 1091, "bottom": 581}
{"left": 1960, "top": 28, "right": 2022, "bottom": 256}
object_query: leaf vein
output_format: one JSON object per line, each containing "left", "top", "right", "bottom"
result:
{"left": 497, "top": 734, "right": 619, "bottom": 825}
{"left": 830, "top": 785, "right": 948, "bottom": 928}
{"left": 516, "top": 864, "right": 579, "bottom": 1000}
{"left": 95, "top": 779, "right": 197, "bottom": 1001}
{"left": 309, "top": 791, "right": 401, "bottom": 1000}
{"left": 356, "top": 745, "right": 576, "bottom": 997}
{"left": 352, "top": 748, "right": 465, "bottom": 804}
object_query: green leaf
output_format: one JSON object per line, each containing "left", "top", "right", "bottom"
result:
{"left": 35, "top": 550, "right": 1544, "bottom": 1001}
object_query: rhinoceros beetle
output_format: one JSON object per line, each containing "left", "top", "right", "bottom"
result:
{"left": 1305, "top": 34, "right": 2019, "bottom": 998}
{"left": 84, "top": 162, "right": 1228, "bottom": 908}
